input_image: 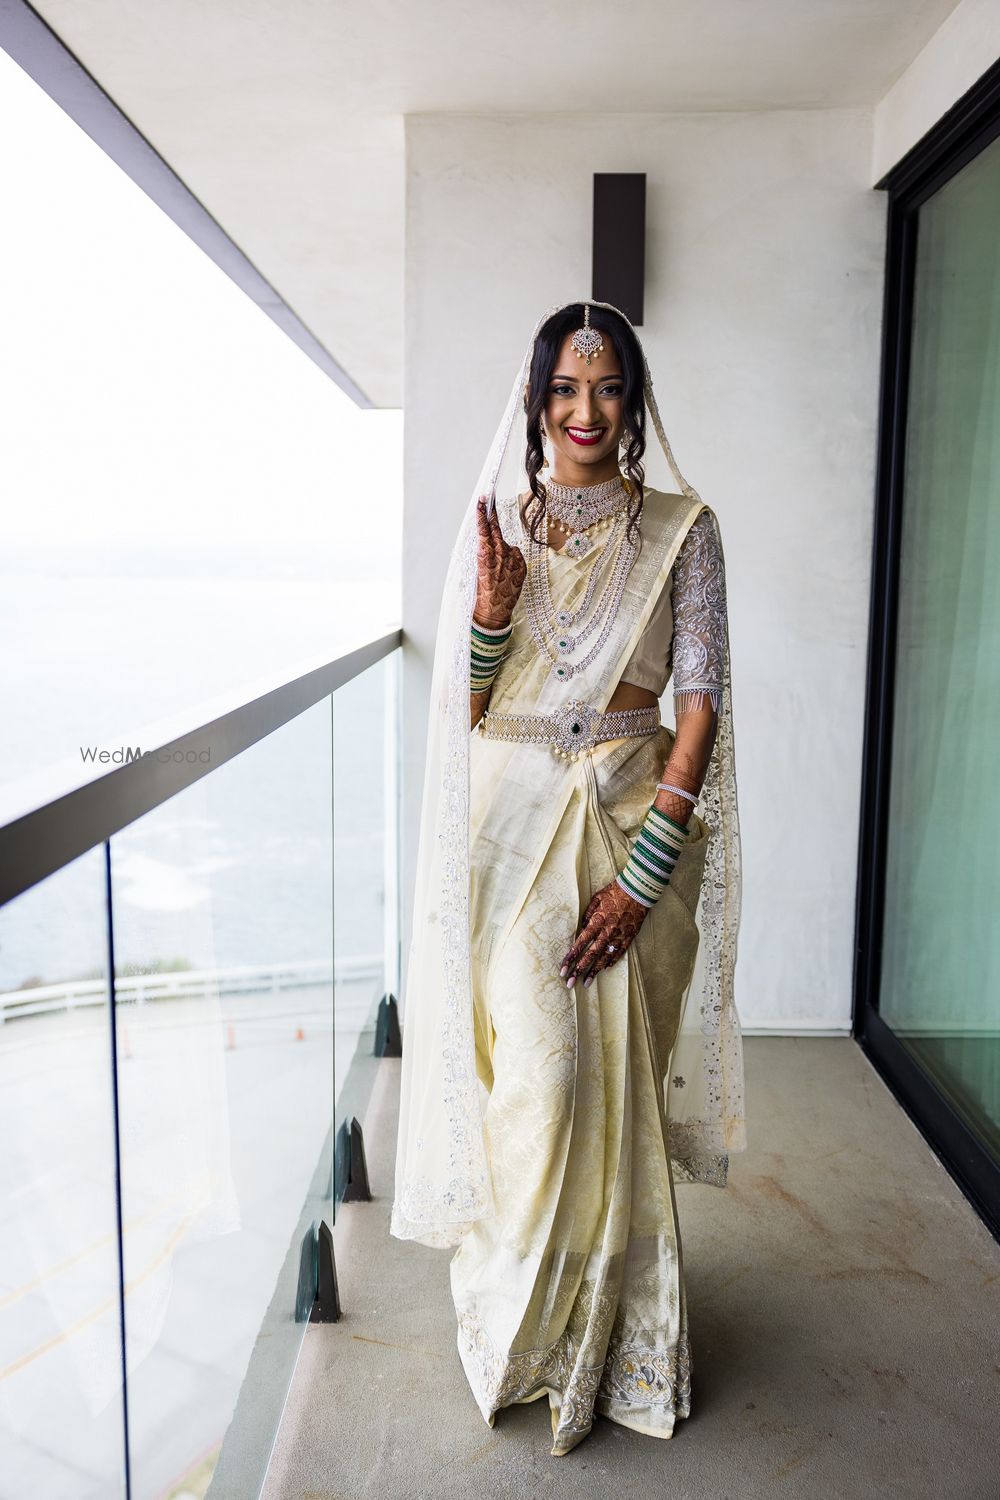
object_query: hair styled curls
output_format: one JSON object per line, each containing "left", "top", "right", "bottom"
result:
{"left": 522, "top": 303, "right": 646, "bottom": 553}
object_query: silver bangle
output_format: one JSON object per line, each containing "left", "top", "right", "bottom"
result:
{"left": 656, "top": 781, "right": 699, "bottom": 806}
{"left": 472, "top": 615, "right": 513, "bottom": 635}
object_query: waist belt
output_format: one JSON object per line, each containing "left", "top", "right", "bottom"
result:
{"left": 477, "top": 699, "right": 660, "bottom": 760}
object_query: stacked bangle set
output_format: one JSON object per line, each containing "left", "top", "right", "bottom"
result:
{"left": 615, "top": 806, "right": 688, "bottom": 907}
{"left": 615, "top": 782, "right": 700, "bottom": 909}
{"left": 470, "top": 616, "right": 512, "bottom": 693}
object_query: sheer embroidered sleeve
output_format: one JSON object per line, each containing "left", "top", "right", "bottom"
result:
{"left": 670, "top": 507, "right": 727, "bottom": 716}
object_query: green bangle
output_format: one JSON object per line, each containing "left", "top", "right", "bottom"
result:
{"left": 470, "top": 618, "right": 512, "bottom": 693}
{"left": 616, "top": 804, "right": 688, "bottom": 908}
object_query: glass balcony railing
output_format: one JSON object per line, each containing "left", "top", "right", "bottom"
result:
{"left": 0, "top": 631, "right": 402, "bottom": 1500}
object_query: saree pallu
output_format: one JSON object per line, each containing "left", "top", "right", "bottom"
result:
{"left": 453, "top": 720, "right": 709, "bottom": 1455}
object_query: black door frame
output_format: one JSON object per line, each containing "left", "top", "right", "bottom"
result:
{"left": 854, "top": 56, "right": 1000, "bottom": 1241}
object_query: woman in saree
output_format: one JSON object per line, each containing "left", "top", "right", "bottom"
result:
{"left": 390, "top": 299, "right": 745, "bottom": 1457}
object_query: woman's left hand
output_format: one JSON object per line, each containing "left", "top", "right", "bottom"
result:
{"left": 559, "top": 880, "right": 648, "bottom": 988}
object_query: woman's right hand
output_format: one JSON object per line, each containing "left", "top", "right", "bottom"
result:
{"left": 474, "top": 496, "right": 526, "bottom": 628}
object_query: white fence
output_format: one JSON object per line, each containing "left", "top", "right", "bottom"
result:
{"left": 0, "top": 954, "right": 384, "bottom": 1024}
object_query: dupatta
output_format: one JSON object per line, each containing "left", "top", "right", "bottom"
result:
{"left": 390, "top": 300, "right": 745, "bottom": 1249}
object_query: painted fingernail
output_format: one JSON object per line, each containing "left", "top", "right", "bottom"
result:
{"left": 584, "top": 974, "right": 593, "bottom": 987}
{"left": 559, "top": 964, "right": 568, "bottom": 977}
{"left": 566, "top": 975, "right": 575, "bottom": 989}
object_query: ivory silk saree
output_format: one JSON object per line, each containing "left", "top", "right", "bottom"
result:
{"left": 449, "top": 487, "right": 718, "bottom": 1455}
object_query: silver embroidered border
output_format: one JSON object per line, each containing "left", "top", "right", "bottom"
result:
{"left": 457, "top": 1307, "right": 692, "bottom": 1450}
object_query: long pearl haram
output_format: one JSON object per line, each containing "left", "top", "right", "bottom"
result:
{"left": 535, "top": 509, "right": 625, "bottom": 639}
{"left": 524, "top": 495, "right": 637, "bottom": 679}
{"left": 523, "top": 478, "right": 640, "bottom": 683}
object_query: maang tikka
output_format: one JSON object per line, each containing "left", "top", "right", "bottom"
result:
{"left": 570, "top": 302, "right": 604, "bottom": 366}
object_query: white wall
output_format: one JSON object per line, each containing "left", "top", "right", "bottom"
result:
{"left": 402, "top": 108, "right": 886, "bottom": 1033}
{"left": 873, "top": 0, "right": 1000, "bottom": 183}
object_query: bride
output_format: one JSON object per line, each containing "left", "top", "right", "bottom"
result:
{"left": 391, "top": 299, "right": 745, "bottom": 1457}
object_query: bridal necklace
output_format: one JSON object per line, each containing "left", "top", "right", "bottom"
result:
{"left": 544, "top": 472, "right": 631, "bottom": 555}
{"left": 523, "top": 472, "right": 641, "bottom": 682}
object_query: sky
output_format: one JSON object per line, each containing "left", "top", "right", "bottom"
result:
{"left": 0, "top": 44, "right": 402, "bottom": 583}
{"left": 0, "top": 44, "right": 403, "bottom": 809}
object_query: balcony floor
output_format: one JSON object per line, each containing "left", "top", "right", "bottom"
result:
{"left": 262, "top": 1038, "right": 1000, "bottom": 1499}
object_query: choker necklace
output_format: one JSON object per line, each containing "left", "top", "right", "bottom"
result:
{"left": 542, "top": 473, "right": 634, "bottom": 560}
{"left": 544, "top": 473, "right": 629, "bottom": 529}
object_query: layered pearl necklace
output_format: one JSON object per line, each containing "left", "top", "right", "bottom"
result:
{"left": 523, "top": 473, "right": 641, "bottom": 683}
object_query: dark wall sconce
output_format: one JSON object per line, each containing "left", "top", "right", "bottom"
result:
{"left": 592, "top": 173, "right": 646, "bottom": 326}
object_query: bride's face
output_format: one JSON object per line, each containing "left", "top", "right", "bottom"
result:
{"left": 542, "top": 332, "right": 626, "bottom": 474}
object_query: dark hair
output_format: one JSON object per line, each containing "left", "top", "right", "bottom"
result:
{"left": 522, "top": 303, "right": 646, "bottom": 551}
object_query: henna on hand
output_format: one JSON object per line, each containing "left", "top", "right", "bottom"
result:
{"left": 654, "top": 750, "right": 700, "bottom": 826}
{"left": 474, "top": 497, "right": 526, "bottom": 628}
{"left": 559, "top": 880, "right": 648, "bottom": 988}
{"left": 655, "top": 712, "right": 716, "bottom": 822}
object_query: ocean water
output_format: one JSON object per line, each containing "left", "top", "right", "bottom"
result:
{"left": 0, "top": 565, "right": 400, "bottom": 995}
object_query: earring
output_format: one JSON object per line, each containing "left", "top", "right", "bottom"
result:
{"left": 540, "top": 420, "right": 549, "bottom": 467}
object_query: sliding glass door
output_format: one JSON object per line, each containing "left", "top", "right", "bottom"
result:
{"left": 856, "top": 68, "right": 1000, "bottom": 1238}
{"left": 880, "top": 130, "right": 1000, "bottom": 1157}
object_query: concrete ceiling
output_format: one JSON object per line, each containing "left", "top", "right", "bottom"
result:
{"left": 28, "top": 0, "right": 961, "bottom": 406}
